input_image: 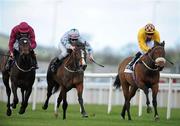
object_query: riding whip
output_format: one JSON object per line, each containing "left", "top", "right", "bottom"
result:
{"left": 165, "top": 57, "right": 174, "bottom": 65}
{"left": 92, "top": 59, "right": 104, "bottom": 67}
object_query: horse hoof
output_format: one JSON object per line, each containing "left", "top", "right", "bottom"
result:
{"left": 19, "top": 108, "right": 25, "bottom": 114}
{"left": 7, "top": 109, "right": 12, "bottom": 116}
{"left": 82, "top": 113, "right": 88, "bottom": 118}
{"left": 154, "top": 115, "right": 159, "bottom": 121}
{"left": 42, "top": 105, "right": 48, "bottom": 110}
{"left": 147, "top": 107, "right": 152, "bottom": 113}
{"left": 120, "top": 113, "right": 125, "bottom": 120}
{"left": 11, "top": 103, "right": 17, "bottom": 109}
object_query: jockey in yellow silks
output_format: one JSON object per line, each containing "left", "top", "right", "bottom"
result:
{"left": 125, "top": 23, "right": 161, "bottom": 72}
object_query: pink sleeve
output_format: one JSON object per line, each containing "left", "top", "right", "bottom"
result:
{"left": 9, "top": 28, "right": 17, "bottom": 53}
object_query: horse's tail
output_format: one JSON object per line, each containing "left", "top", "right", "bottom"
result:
{"left": 113, "top": 74, "right": 121, "bottom": 89}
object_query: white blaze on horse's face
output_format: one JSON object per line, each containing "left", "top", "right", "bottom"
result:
{"left": 155, "top": 57, "right": 166, "bottom": 67}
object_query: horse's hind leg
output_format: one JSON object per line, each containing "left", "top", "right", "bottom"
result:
{"left": 19, "top": 88, "right": 32, "bottom": 114}
{"left": 126, "top": 86, "right": 138, "bottom": 120}
{"left": 42, "top": 81, "right": 55, "bottom": 110}
{"left": 2, "top": 72, "right": 12, "bottom": 116}
{"left": 76, "top": 84, "right": 88, "bottom": 118}
{"left": 143, "top": 87, "right": 152, "bottom": 113}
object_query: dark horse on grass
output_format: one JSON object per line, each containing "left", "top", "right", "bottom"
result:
{"left": 42, "top": 42, "right": 88, "bottom": 119}
{"left": 114, "top": 41, "right": 166, "bottom": 120}
{"left": 1, "top": 37, "right": 36, "bottom": 116}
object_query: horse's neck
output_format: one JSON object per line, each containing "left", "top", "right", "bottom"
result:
{"left": 17, "top": 55, "right": 32, "bottom": 67}
{"left": 139, "top": 54, "right": 158, "bottom": 73}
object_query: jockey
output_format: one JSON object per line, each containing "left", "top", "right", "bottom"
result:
{"left": 125, "top": 23, "right": 160, "bottom": 72}
{"left": 5, "top": 22, "right": 38, "bottom": 71}
{"left": 51, "top": 28, "right": 94, "bottom": 73}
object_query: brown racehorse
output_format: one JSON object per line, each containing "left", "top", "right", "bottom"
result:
{"left": 42, "top": 42, "right": 88, "bottom": 119}
{"left": 114, "top": 41, "right": 166, "bottom": 120}
{"left": 2, "top": 37, "right": 36, "bottom": 116}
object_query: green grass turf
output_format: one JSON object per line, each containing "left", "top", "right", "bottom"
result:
{"left": 0, "top": 101, "right": 180, "bottom": 126}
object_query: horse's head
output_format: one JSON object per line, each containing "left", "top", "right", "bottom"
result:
{"left": 65, "top": 42, "right": 87, "bottom": 72}
{"left": 147, "top": 41, "right": 166, "bottom": 71}
{"left": 18, "top": 37, "right": 31, "bottom": 55}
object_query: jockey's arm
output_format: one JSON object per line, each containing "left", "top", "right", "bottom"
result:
{"left": 138, "top": 31, "right": 150, "bottom": 53}
{"left": 29, "top": 29, "right": 37, "bottom": 49}
{"left": 9, "top": 29, "right": 16, "bottom": 55}
{"left": 84, "top": 41, "right": 93, "bottom": 61}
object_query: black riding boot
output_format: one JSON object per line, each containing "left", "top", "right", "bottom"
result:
{"left": 51, "top": 58, "right": 61, "bottom": 73}
{"left": 126, "top": 52, "right": 142, "bottom": 71}
{"left": 5, "top": 58, "right": 13, "bottom": 71}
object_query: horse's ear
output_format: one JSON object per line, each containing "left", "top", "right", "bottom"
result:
{"left": 161, "top": 41, "right": 165, "bottom": 47}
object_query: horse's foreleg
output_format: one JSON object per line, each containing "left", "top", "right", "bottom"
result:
{"left": 152, "top": 85, "right": 159, "bottom": 121}
{"left": 19, "top": 88, "right": 32, "bottom": 114}
{"left": 62, "top": 89, "right": 68, "bottom": 120}
{"left": 143, "top": 87, "right": 152, "bottom": 113}
{"left": 21, "top": 89, "right": 25, "bottom": 103}
{"left": 5, "top": 83, "right": 12, "bottom": 116}
{"left": 11, "top": 83, "right": 19, "bottom": 109}
{"left": 76, "top": 84, "right": 88, "bottom": 118}
{"left": 2, "top": 72, "right": 12, "bottom": 116}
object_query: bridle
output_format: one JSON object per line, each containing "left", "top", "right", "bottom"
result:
{"left": 14, "top": 37, "right": 35, "bottom": 72}
{"left": 141, "top": 46, "right": 165, "bottom": 71}
{"left": 64, "top": 48, "right": 86, "bottom": 73}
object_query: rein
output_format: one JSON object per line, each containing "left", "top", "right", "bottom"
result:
{"left": 141, "top": 46, "right": 164, "bottom": 71}
{"left": 15, "top": 61, "right": 35, "bottom": 72}
{"left": 141, "top": 60, "right": 158, "bottom": 71}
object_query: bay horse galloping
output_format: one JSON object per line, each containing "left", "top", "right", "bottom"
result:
{"left": 114, "top": 41, "right": 166, "bottom": 120}
{"left": 42, "top": 42, "right": 88, "bottom": 119}
{"left": 2, "top": 37, "right": 36, "bottom": 116}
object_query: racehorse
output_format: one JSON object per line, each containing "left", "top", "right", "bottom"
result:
{"left": 2, "top": 37, "right": 36, "bottom": 116}
{"left": 42, "top": 42, "right": 88, "bottom": 119}
{"left": 113, "top": 41, "right": 166, "bottom": 120}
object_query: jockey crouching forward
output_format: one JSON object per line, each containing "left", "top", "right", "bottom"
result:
{"left": 125, "top": 23, "right": 161, "bottom": 73}
{"left": 50, "top": 28, "right": 94, "bottom": 73}
{"left": 5, "top": 22, "right": 38, "bottom": 71}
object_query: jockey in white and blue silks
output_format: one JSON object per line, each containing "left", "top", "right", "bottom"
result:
{"left": 51, "top": 28, "right": 94, "bottom": 73}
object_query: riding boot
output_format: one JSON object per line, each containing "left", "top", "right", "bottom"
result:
{"left": 5, "top": 58, "right": 13, "bottom": 71}
{"left": 51, "top": 58, "right": 61, "bottom": 73}
{"left": 126, "top": 52, "right": 142, "bottom": 71}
